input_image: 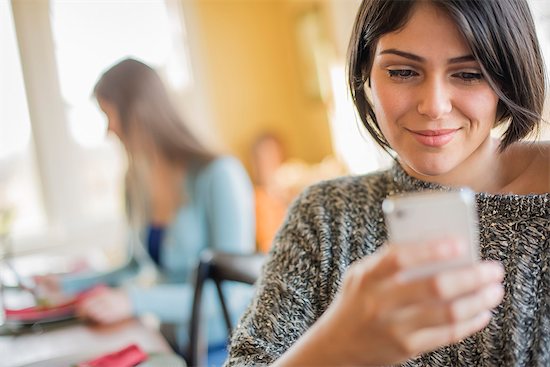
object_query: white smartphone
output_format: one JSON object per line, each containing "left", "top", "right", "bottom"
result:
{"left": 382, "top": 189, "right": 479, "bottom": 279}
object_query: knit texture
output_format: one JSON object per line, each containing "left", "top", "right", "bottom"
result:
{"left": 226, "top": 163, "right": 550, "bottom": 367}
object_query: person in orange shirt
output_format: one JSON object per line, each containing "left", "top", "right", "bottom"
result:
{"left": 250, "top": 133, "right": 290, "bottom": 253}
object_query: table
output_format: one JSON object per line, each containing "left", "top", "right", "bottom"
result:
{"left": 0, "top": 318, "right": 186, "bottom": 367}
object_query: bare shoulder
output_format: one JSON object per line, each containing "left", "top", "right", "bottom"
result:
{"left": 522, "top": 141, "right": 549, "bottom": 192}
{"left": 535, "top": 142, "right": 550, "bottom": 189}
{"left": 501, "top": 141, "right": 549, "bottom": 194}
{"left": 527, "top": 141, "right": 550, "bottom": 169}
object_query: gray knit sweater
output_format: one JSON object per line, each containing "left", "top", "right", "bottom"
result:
{"left": 226, "top": 164, "right": 550, "bottom": 367}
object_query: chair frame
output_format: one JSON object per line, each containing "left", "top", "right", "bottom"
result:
{"left": 187, "top": 250, "right": 265, "bottom": 367}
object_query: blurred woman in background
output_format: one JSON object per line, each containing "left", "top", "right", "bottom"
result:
{"left": 39, "top": 58, "right": 255, "bottom": 352}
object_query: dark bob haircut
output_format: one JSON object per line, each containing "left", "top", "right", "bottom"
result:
{"left": 348, "top": 0, "right": 546, "bottom": 152}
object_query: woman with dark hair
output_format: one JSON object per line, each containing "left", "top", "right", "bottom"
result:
{"left": 226, "top": 0, "right": 549, "bottom": 366}
{"left": 39, "top": 58, "right": 256, "bottom": 350}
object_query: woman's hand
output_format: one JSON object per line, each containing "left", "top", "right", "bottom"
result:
{"left": 33, "top": 274, "right": 70, "bottom": 306}
{"left": 276, "top": 239, "right": 505, "bottom": 366}
{"left": 76, "top": 287, "right": 133, "bottom": 325}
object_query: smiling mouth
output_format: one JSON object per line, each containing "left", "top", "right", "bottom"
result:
{"left": 407, "top": 128, "right": 460, "bottom": 147}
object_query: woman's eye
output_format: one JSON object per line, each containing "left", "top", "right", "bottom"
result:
{"left": 454, "top": 72, "right": 483, "bottom": 83}
{"left": 387, "top": 69, "right": 418, "bottom": 79}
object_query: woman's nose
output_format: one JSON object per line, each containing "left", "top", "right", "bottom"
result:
{"left": 417, "top": 77, "right": 452, "bottom": 120}
{"left": 106, "top": 121, "right": 115, "bottom": 135}
{"left": 106, "top": 121, "right": 113, "bottom": 133}
{"left": 106, "top": 120, "right": 121, "bottom": 140}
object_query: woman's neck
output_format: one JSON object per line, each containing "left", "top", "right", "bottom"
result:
{"left": 400, "top": 137, "right": 504, "bottom": 193}
{"left": 400, "top": 138, "right": 550, "bottom": 194}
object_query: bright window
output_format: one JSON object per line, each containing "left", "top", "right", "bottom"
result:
{"left": 3, "top": 0, "right": 193, "bottom": 264}
{"left": 0, "top": 0, "right": 46, "bottom": 239}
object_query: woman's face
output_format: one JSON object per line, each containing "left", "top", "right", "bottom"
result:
{"left": 368, "top": 2, "right": 499, "bottom": 178}
{"left": 97, "top": 97, "right": 124, "bottom": 142}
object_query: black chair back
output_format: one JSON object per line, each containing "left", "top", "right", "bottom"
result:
{"left": 187, "top": 250, "right": 265, "bottom": 367}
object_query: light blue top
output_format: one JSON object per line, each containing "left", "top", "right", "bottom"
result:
{"left": 61, "top": 156, "right": 256, "bottom": 346}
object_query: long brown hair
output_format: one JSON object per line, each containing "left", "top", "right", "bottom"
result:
{"left": 348, "top": 0, "right": 546, "bottom": 152}
{"left": 94, "top": 58, "right": 215, "bottom": 224}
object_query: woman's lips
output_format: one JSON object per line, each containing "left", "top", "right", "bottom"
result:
{"left": 408, "top": 128, "right": 460, "bottom": 147}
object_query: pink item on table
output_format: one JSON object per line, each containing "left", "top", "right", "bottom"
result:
{"left": 76, "top": 344, "right": 148, "bottom": 367}
{"left": 4, "top": 284, "right": 107, "bottom": 323}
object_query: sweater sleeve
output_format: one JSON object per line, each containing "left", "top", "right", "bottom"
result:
{"left": 204, "top": 157, "right": 256, "bottom": 254}
{"left": 128, "top": 282, "right": 192, "bottom": 323}
{"left": 225, "top": 186, "right": 326, "bottom": 366}
{"left": 60, "top": 257, "right": 140, "bottom": 295}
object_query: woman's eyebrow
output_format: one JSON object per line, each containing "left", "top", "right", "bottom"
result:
{"left": 379, "top": 49, "right": 476, "bottom": 64}
{"left": 379, "top": 49, "right": 424, "bottom": 62}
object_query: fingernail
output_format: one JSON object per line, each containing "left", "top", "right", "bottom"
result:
{"left": 480, "top": 310, "right": 492, "bottom": 323}
{"left": 493, "top": 264, "right": 505, "bottom": 279}
{"left": 486, "top": 284, "right": 504, "bottom": 301}
{"left": 484, "top": 262, "right": 505, "bottom": 280}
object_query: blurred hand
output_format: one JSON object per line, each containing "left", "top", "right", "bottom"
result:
{"left": 33, "top": 274, "right": 70, "bottom": 306}
{"left": 278, "top": 239, "right": 505, "bottom": 367}
{"left": 76, "top": 287, "right": 133, "bottom": 325}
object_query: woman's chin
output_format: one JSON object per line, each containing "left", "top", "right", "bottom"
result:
{"left": 402, "top": 158, "right": 459, "bottom": 180}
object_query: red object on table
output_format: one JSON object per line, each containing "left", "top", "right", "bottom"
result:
{"left": 76, "top": 344, "right": 148, "bottom": 367}
{"left": 4, "top": 284, "right": 107, "bottom": 323}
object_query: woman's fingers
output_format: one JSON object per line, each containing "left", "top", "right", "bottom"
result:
{"left": 382, "top": 261, "right": 504, "bottom": 310}
{"left": 34, "top": 275, "right": 64, "bottom": 303}
{"left": 76, "top": 288, "right": 132, "bottom": 324}
{"left": 76, "top": 290, "right": 110, "bottom": 322}
{"left": 78, "top": 299, "right": 115, "bottom": 324}
{"left": 325, "top": 241, "right": 507, "bottom": 366}
{"left": 425, "top": 261, "right": 504, "bottom": 300}
{"left": 75, "top": 296, "right": 98, "bottom": 320}
{"left": 373, "top": 263, "right": 504, "bottom": 358}
{"left": 33, "top": 274, "right": 57, "bottom": 287}
{"left": 366, "top": 238, "right": 465, "bottom": 281}
{"left": 392, "top": 282, "right": 503, "bottom": 333}
{"left": 348, "top": 246, "right": 505, "bottom": 348}
{"left": 405, "top": 310, "right": 492, "bottom": 356}
{"left": 351, "top": 240, "right": 504, "bottom": 315}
